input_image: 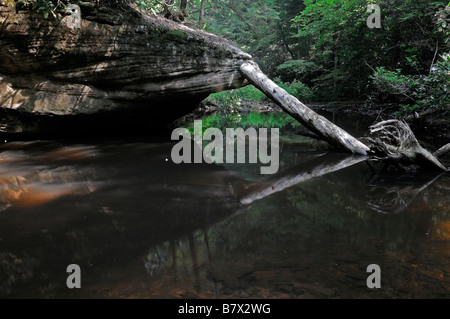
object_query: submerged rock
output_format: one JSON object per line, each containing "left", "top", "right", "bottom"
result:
{"left": 0, "top": 2, "right": 251, "bottom": 134}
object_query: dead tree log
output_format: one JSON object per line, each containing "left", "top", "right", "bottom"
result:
{"left": 239, "top": 61, "right": 448, "bottom": 172}
{"left": 240, "top": 61, "right": 370, "bottom": 156}
{"left": 434, "top": 143, "right": 450, "bottom": 158}
{"left": 366, "top": 120, "right": 448, "bottom": 172}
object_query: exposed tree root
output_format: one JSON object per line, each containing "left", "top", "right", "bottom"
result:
{"left": 366, "top": 120, "right": 448, "bottom": 172}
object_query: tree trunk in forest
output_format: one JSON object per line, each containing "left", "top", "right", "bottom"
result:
{"left": 239, "top": 61, "right": 370, "bottom": 156}
{"left": 222, "top": 2, "right": 260, "bottom": 38}
{"left": 180, "top": 0, "right": 187, "bottom": 12}
{"left": 198, "top": 0, "right": 206, "bottom": 29}
{"left": 333, "top": 55, "right": 338, "bottom": 91}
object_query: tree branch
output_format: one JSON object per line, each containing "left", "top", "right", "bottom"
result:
{"left": 434, "top": 143, "right": 450, "bottom": 158}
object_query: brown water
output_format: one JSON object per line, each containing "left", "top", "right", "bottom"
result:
{"left": 0, "top": 112, "right": 449, "bottom": 299}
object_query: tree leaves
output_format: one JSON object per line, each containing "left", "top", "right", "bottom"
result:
{"left": 5, "top": 0, "right": 16, "bottom": 13}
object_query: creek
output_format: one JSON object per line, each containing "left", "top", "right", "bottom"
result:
{"left": 0, "top": 110, "right": 448, "bottom": 298}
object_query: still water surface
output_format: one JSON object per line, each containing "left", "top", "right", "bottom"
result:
{"left": 0, "top": 112, "right": 449, "bottom": 299}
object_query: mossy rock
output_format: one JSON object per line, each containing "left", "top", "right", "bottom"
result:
{"left": 212, "top": 45, "right": 233, "bottom": 59}
{"left": 163, "top": 29, "right": 189, "bottom": 43}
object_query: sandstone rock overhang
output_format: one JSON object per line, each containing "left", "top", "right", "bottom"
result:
{"left": 0, "top": 1, "right": 251, "bottom": 133}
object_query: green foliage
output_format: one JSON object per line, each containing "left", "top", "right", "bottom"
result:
{"left": 435, "top": 4, "right": 450, "bottom": 43}
{"left": 204, "top": 85, "right": 300, "bottom": 129}
{"left": 371, "top": 55, "right": 450, "bottom": 115}
{"left": 275, "top": 78, "right": 315, "bottom": 102}
{"left": 29, "top": 0, "right": 68, "bottom": 18}
{"left": 205, "top": 89, "right": 243, "bottom": 127}
{"left": 204, "top": 0, "right": 448, "bottom": 103}
{"left": 370, "top": 67, "right": 419, "bottom": 96}
{"left": 293, "top": 0, "right": 449, "bottom": 98}
{"left": 206, "top": 85, "right": 266, "bottom": 105}
{"left": 135, "top": 0, "right": 162, "bottom": 15}
{"left": 232, "top": 85, "right": 267, "bottom": 101}
{"left": 239, "top": 112, "right": 301, "bottom": 129}
{"left": 20, "top": 0, "right": 450, "bottom": 113}
{"left": 135, "top": 0, "right": 222, "bottom": 29}
{"left": 199, "top": 111, "right": 301, "bottom": 131}
{"left": 275, "top": 59, "right": 320, "bottom": 84}
{"left": 205, "top": 0, "right": 306, "bottom": 74}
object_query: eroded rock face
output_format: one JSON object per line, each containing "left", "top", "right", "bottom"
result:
{"left": 0, "top": 2, "right": 251, "bottom": 132}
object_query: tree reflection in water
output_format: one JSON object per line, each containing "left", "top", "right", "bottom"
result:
{"left": 140, "top": 154, "right": 450, "bottom": 299}
{"left": 367, "top": 172, "right": 444, "bottom": 215}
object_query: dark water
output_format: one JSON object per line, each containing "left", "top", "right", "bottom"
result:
{"left": 0, "top": 112, "right": 449, "bottom": 299}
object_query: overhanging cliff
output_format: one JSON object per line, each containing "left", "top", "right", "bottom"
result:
{"left": 0, "top": 1, "right": 251, "bottom": 133}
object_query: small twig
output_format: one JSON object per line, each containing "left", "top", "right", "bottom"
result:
{"left": 430, "top": 39, "right": 439, "bottom": 74}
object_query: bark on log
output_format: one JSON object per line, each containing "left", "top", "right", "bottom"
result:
{"left": 434, "top": 143, "right": 450, "bottom": 158}
{"left": 239, "top": 61, "right": 370, "bottom": 156}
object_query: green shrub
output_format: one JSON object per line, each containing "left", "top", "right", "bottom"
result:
{"left": 239, "top": 112, "right": 301, "bottom": 129}
{"left": 204, "top": 85, "right": 267, "bottom": 127}
{"left": 275, "top": 78, "right": 315, "bottom": 102}
{"left": 236, "top": 85, "right": 267, "bottom": 101}
{"left": 275, "top": 59, "right": 320, "bottom": 84}
{"left": 370, "top": 54, "right": 450, "bottom": 115}
{"left": 198, "top": 111, "right": 301, "bottom": 131}
{"left": 207, "top": 85, "right": 266, "bottom": 104}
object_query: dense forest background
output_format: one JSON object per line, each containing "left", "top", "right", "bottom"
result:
{"left": 134, "top": 0, "right": 450, "bottom": 117}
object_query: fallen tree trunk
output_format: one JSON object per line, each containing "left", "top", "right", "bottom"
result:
{"left": 240, "top": 61, "right": 370, "bottom": 156}
{"left": 434, "top": 143, "right": 450, "bottom": 158}
{"left": 239, "top": 61, "right": 448, "bottom": 172}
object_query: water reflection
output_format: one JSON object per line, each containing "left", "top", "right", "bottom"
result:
{"left": 0, "top": 142, "right": 99, "bottom": 211}
{"left": 367, "top": 172, "right": 444, "bottom": 214}
{"left": 140, "top": 168, "right": 450, "bottom": 299}
{"left": 0, "top": 129, "right": 448, "bottom": 298}
{"left": 239, "top": 153, "right": 367, "bottom": 205}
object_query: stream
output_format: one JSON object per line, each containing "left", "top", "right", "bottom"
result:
{"left": 0, "top": 111, "right": 449, "bottom": 299}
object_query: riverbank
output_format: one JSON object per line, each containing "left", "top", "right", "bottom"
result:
{"left": 174, "top": 98, "right": 450, "bottom": 155}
